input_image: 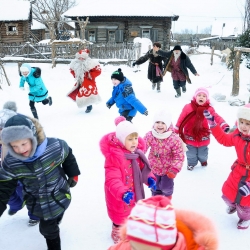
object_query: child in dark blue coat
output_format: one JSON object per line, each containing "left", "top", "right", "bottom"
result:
{"left": 106, "top": 68, "right": 148, "bottom": 122}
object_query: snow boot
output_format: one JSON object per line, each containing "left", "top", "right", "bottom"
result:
{"left": 226, "top": 206, "right": 236, "bottom": 214}
{"left": 187, "top": 165, "right": 194, "bottom": 171}
{"left": 48, "top": 96, "right": 52, "bottom": 106}
{"left": 175, "top": 88, "right": 181, "bottom": 98}
{"left": 237, "top": 219, "right": 250, "bottom": 229}
{"left": 85, "top": 105, "right": 92, "bottom": 113}
{"left": 152, "top": 83, "right": 156, "bottom": 90}
{"left": 46, "top": 235, "right": 61, "bottom": 250}
{"left": 156, "top": 82, "right": 161, "bottom": 92}
{"left": 31, "top": 108, "right": 39, "bottom": 119}
{"left": 8, "top": 209, "right": 17, "bottom": 215}
{"left": 182, "top": 85, "right": 186, "bottom": 93}
{"left": 111, "top": 224, "right": 121, "bottom": 244}
{"left": 28, "top": 219, "right": 40, "bottom": 226}
{"left": 201, "top": 161, "right": 207, "bottom": 167}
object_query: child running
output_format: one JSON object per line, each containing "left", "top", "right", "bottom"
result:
{"left": 0, "top": 114, "right": 80, "bottom": 249}
{"left": 106, "top": 68, "right": 148, "bottom": 122}
{"left": 99, "top": 116, "right": 156, "bottom": 244}
{"left": 204, "top": 103, "right": 250, "bottom": 230}
{"left": 143, "top": 110, "right": 185, "bottom": 199}
{"left": 175, "top": 87, "right": 229, "bottom": 171}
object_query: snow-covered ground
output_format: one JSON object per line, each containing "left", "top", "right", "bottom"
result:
{"left": 0, "top": 45, "right": 250, "bottom": 249}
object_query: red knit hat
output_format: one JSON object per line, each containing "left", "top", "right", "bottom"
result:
{"left": 126, "top": 196, "right": 177, "bottom": 249}
{"left": 75, "top": 49, "right": 90, "bottom": 59}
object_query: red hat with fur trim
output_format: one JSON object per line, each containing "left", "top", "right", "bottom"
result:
{"left": 126, "top": 196, "right": 177, "bottom": 250}
{"left": 75, "top": 49, "right": 90, "bottom": 59}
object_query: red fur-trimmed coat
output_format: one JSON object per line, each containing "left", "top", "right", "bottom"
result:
{"left": 99, "top": 133, "right": 155, "bottom": 225}
{"left": 211, "top": 125, "right": 250, "bottom": 206}
{"left": 108, "top": 209, "right": 219, "bottom": 250}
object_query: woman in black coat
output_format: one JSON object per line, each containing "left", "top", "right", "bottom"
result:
{"left": 132, "top": 42, "right": 166, "bottom": 93}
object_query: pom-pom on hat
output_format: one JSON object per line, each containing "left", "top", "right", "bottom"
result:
{"left": 111, "top": 68, "right": 124, "bottom": 82}
{"left": 75, "top": 49, "right": 90, "bottom": 59}
{"left": 173, "top": 45, "right": 182, "bottom": 51}
{"left": 237, "top": 103, "right": 250, "bottom": 124}
{"left": 153, "top": 110, "right": 172, "bottom": 129}
{"left": 115, "top": 116, "right": 139, "bottom": 145}
{"left": 0, "top": 102, "right": 17, "bottom": 129}
{"left": 1, "top": 115, "right": 38, "bottom": 160}
{"left": 3, "top": 101, "right": 17, "bottom": 112}
{"left": 126, "top": 196, "right": 177, "bottom": 249}
{"left": 194, "top": 87, "right": 209, "bottom": 100}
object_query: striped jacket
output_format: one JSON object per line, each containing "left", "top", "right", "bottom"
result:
{"left": 0, "top": 138, "right": 80, "bottom": 220}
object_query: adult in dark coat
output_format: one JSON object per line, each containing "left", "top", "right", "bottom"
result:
{"left": 132, "top": 42, "right": 166, "bottom": 93}
{"left": 155, "top": 45, "right": 199, "bottom": 98}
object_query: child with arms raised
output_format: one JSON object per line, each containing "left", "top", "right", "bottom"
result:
{"left": 175, "top": 87, "right": 229, "bottom": 171}
{"left": 204, "top": 103, "right": 250, "bottom": 230}
{"left": 99, "top": 116, "right": 156, "bottom": 244}
{"left": 143, "top": 110, "right": 185, "bottom": 199}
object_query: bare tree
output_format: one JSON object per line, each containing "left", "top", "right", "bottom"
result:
{"left": 32, "top": 0, "right": 77, "bottom": 35}
{"left": 201, "top": 26, "right": 212, "bottom": 35}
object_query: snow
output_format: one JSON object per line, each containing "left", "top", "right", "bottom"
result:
{"left": 31, "top": 20, "right": 46, "bottom": 30}
{"left": 0, "top": 45, "right": 250, "bottom": 249}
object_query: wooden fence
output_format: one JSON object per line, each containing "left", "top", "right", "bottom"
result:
{"left": 0, "top": 42, "right": 141, "bottom": 61}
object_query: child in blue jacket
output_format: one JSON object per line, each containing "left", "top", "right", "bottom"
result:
{"left": 19, "top": 63, "right": 52, "bottom": 119}
{"left": 106, "top": 68, "right": 148, "bottom": 122}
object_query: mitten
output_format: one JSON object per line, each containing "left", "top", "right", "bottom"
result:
{"left": 203, "top": 110, "right": 217, "bottom": 128}
{"left": 132, "top": 62, "right": 136, "bottom": 67}
{"left": 221, "top": 124, "right": 230, "bottom": 133}
{"left": 239, "top": 181, "right": 250, "bottom": 197}
{"left": 106, "top": 103, "right": 112, "bottom": 109}
{"left": 122, "top": 191, "right": 134, "bottom": 205}
{"left": 148, "top": 177, "right": 156, "bottom": 190}
{"left": 67, "top": 176, "right": 78, "bottom": 188}
{"left": 167, "top": 170, "right": 177, "bottom": 179}
{"left": 144, "top": 110, "right": 148, "bottom": 116}
{"left": 19, "top": 87, "right": 25, "bottom": 91}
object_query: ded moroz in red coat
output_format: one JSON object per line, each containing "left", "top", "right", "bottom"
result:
{"left": 67, "top": 49, "right": 102, "bottom": 108}
{"left": 99, "top": 133, "right": 155, "bottom": 225}
{"left": 211, "top": 125, "right": 250, "bottom": 207}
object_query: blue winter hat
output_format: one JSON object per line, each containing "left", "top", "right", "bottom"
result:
{"left": 20, "top": 63, "right": 31, "bottom": 76}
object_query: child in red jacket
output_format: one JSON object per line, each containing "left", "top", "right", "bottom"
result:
{"left": 175, "top": 87, "right": 229, "bottom": 171}
{"left": 99, "top": 116, "right": 156, "bottom": 244}
{"left": 204, "top": 103, "right": 250, "bottom": 230}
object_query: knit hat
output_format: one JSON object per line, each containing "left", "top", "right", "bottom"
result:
{"left": 75, "top": 49, "right": 90, "bottom": 59}
{"left": 0, "top": 104, "right": 17, "bottom": 129}
{"left": 1, "top": 115, "right": 38, "bottom": 160}
{"left": 111, "top": 68, "right": 124, "bottom": 82}
{"left": 126, "top": 196, "right": 177, "bottom": 249}
{"left": 194, "top": 87, "right": 209, "bottom": 100}
{"left": 115, "top": 116, "right": 138, "bottom": 145}
{"left": 20, "top": 63, "right": 31, "bottom": 73}
{"left": 237, "top": 104, "right": 250, "bottom": 134}
{"left": 173, "top": 45, "right": 182, "bottom": 51}
{"left": 153, "top": 110, "right": 172, "bottom": 128}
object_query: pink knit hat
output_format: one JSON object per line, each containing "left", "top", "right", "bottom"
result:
{"left": 194, "top": 87, "right": 209, "bottom": 99}
{"left": 126, "top": 196, "right": 177, "bottom": 249}
{"left": 115, "top": 116, "right": 139, "bottom": 145}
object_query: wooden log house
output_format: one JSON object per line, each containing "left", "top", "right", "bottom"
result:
{"left": 63, "top": 0, "right": 179, "bottom": 50}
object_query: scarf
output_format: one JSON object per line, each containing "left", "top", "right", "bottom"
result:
{"left": 124, "top": 149, "right": 152, "bottom": 201}
{"left": 151, "top": 128, "right": 172, "bottom": 139}
{"left": 179, "top": 100, "right": 210, "bottom": 142}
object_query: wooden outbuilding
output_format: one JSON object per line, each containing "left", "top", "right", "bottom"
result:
{"left": 0, "top": 0, "right": 32, "bottom": 44}
{"left": 62, "top": 0, "right": 179, "bottom": 50}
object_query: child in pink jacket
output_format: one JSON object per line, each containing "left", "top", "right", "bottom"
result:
{"left": 99, "top": 116, "right": 156, "bottom": 244}
{"left": 143, "top": 110, "right": 185, "bottom": 199}
{"left": 108, "top": 196, "right": 219, "bottom": 250}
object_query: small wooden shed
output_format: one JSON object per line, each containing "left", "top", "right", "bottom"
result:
{"left": 62, "top": 0, "right": 179, "bottom": 50}
{"left": 0, "top": 0, "right": 32, "bottom": 44}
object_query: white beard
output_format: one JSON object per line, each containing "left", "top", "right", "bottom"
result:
{"left": 69, "top": 58, "right": 99, "bottom": 83}
{"left": 174, "top": 52, "right": 181, "bottom": 62}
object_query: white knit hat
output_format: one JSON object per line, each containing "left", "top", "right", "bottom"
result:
{"left": 153, "top": 110, "right": 172, "bottom": 128}
{"left": 115, "top": 116, "right": 139, "bottom": 145}
{"left": 126, "top": 196, "right": 177, "bottom": 249}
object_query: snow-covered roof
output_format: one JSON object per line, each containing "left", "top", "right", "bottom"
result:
{"left": 31, "top": 20, "right": 46, "bottom": 30}
{"left": 0, "top": 0, "right": 31, "bottom": 21}
{"left": 63, "top": 0, "right": 178, "bottom": 18}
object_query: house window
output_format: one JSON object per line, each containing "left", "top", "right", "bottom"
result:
{"left": 88, "top": 30, "right": 96, "bottom": 42}
{"left": 108, "top": 30, "right": 115, "bottom": 42}
{"left": 142, "top": 29, "right": 150, "bottom": 39}
{"left": 5, "top": 23, "right": 18, "bottom": 35}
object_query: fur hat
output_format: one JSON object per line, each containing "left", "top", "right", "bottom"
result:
{"left": 153, "top": 110, "right": 172, "bottom": 128}
{"left": 126, "top": 196, "right": 177, "bottom": 249}
{"left": 1, "top": 115, "right": 38, "bottom": 160}
{"left": 111, "top": 68, "right": 124, "bottom": 82}
{"left": 20, "top": 63, "right": 31, "bottom": 73}
{"left": 75, "top": 49, "right": 90, "bottom": 59}
{"left": 173, "top": 45, "right": 182, "bottom": 51}
{"left": 194, "top": 87, "right": 209, "bottom": 100}
{"left": 115, "top": 116, "right": 138, "bottom": 145}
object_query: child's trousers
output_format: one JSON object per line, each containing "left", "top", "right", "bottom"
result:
{"left": 151, "top": 174, "right": 174, "bottom": 197}
{"left": 186, "top": 144, "right": 208, "bottom": 166}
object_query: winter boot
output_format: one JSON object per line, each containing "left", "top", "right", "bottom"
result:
{"left": 175, "top": 88, "right": 181, "bottom": 98}
{"left": 46, "top": 235, "right": 61, "bottom": 250}
{"left": 226, "top": 206, "right": 236, "bottom": 214}
{"left": 187, "top": 165, "right": 194, "bottom": 171}
{"left": 28, "top": 219, "right": 40, "bottom": 226}
{"left": 182, "top": 85, "right": 186, "bottom": 93}
{"left": 111, "top": 224, "right": 121, "bottom": 244}
{"left": 201, "top": 161, "right": 207, "bottom": 167}
{"left": 31, "top": 108, "right": 39, "bottom": 119}
{"left": 48, "top": 96, "right": 52, "bottom": 106}
{"left": 237, "top": 219, "right": 250, "bottom": 229}
{"left": 8, "top": 209, "right": 17, "bottom": 215}
{"left": 152, "top": 82, "right": 156, "bottom": 90}
{"left": 156, "top": 82, "right": 161, "bottom": 93}
{"left": 85, "top": 105, "right": 92, "bottom": 113}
